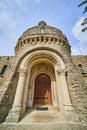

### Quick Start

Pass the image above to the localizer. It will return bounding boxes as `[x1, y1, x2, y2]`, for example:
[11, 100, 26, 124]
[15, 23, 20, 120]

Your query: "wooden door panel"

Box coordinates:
[34, 74, 52, 105]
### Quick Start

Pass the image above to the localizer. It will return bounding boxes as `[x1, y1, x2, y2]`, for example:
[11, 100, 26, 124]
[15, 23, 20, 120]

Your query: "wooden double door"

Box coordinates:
[34, 74, 52, 105]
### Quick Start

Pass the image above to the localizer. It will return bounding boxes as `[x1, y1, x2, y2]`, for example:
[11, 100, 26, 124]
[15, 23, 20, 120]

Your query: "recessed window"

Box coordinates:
[78, 64, 86, 75]
[0, 65, 7, 76]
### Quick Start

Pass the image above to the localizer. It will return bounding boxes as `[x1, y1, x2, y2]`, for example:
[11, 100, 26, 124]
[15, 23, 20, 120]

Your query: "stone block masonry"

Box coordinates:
[0, 22, 87, 125]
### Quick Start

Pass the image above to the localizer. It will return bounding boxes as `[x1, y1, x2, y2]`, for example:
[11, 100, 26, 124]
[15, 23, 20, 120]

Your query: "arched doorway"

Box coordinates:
[34, 74, 52, 105]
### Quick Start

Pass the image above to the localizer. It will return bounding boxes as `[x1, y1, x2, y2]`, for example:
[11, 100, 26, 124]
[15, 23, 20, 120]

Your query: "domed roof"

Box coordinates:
[15, 21, 70, 54]
[18, 21, 68, 41]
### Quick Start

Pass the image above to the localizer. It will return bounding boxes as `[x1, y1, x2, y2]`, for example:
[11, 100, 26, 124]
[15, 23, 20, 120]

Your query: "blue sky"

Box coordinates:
[0, 0, 87, 56]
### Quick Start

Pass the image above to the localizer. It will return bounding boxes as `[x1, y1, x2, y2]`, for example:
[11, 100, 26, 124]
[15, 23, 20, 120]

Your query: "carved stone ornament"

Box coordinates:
[57, 69, 67, 76]
[18, 69, 27, 76]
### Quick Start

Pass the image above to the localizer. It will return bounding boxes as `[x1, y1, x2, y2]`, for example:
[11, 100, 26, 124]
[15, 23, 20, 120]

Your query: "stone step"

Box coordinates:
[19, 108, 78, 123]
[0, 123, 87, 130]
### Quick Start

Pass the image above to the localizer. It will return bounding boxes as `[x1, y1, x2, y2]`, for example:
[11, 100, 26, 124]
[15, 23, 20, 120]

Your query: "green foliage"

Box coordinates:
[78, 0, 87, 31]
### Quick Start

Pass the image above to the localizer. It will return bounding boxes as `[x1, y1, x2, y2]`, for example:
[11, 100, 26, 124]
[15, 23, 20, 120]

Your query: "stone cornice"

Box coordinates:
[15, 36, 70, 53]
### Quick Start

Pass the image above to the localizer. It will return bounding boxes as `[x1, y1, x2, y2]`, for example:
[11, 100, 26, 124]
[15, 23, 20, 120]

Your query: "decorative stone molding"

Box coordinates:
[15, 36, 70, 53]
[44, 37, 46, 43]
[57, 69, 67, 76]
[18, 69, 27, 76]
[48, 37, 52, 43]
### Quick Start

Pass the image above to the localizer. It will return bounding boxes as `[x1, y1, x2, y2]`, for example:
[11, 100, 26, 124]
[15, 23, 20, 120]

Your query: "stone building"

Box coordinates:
[0, 21, 87, 127]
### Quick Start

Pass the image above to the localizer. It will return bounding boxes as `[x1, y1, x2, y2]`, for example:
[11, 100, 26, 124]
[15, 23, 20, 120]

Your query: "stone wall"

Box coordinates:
[0, 22, 87, 125]
[72, 56, 87, 84]
[69, 56, 87, 122]
[0, 56, 18, 122]
[0, 55, 87, 123]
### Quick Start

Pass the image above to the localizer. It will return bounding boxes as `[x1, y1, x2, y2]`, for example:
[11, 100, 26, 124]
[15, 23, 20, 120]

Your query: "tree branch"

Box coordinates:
[82, 27, 87, 31]
[83, 6, 87, 14]
[78, 0, 87, 7]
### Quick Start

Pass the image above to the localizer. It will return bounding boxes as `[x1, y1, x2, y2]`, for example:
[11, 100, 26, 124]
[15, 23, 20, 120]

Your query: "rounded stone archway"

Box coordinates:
[22, 51, 59, 113]
[6, 49, 73, 123]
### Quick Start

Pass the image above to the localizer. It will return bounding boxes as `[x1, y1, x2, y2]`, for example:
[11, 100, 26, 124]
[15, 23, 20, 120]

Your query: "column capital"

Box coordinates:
[18, 69, 27, 76]
[57, 69, 67, 76]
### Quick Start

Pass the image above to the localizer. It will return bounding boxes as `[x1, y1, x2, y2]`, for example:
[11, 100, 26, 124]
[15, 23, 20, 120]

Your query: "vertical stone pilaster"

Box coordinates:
[5, 69, 27, 123]
[13, 69, 26, 107]
[55, 66, 63, 110]
[52, 81, 58, 107]
[53, 65, 59, 107]
[57, 69, 73, 111]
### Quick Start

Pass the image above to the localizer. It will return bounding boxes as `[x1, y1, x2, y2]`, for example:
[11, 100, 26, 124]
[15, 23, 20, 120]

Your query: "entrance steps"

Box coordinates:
[19, 106, 79, 123]
[0, 123, 87, 130]
[1, 106, 86, 130]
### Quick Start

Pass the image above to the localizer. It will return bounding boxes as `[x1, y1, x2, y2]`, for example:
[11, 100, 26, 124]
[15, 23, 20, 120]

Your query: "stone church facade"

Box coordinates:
[0, 21, 87, 125]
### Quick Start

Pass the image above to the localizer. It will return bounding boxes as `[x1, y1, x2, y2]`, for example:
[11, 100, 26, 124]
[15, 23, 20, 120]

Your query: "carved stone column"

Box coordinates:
[52, 81, 58, 107]
[55, 65, 63, 110]
[57, 69, 73, 111]
[53, 65, 59, 107]
[6, 69, 27, 123]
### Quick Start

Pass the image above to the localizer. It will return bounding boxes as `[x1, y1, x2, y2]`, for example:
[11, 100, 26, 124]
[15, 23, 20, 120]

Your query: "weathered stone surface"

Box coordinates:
[0, 22, 87, 124]
[0, 123, 87, 130]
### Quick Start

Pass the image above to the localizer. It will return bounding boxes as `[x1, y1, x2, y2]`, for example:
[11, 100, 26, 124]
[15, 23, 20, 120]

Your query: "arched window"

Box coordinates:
[78, 64, 86, 75]
[0, 65, 7, 76]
